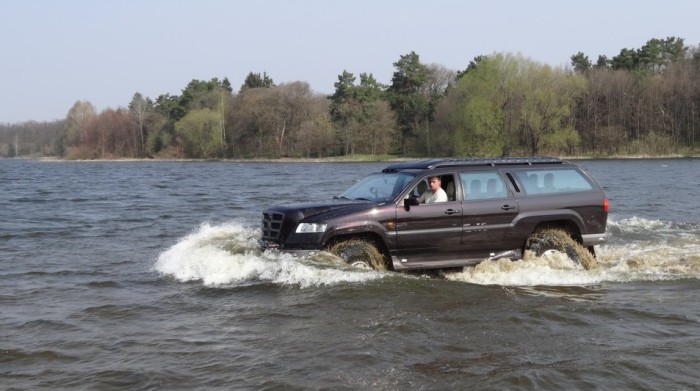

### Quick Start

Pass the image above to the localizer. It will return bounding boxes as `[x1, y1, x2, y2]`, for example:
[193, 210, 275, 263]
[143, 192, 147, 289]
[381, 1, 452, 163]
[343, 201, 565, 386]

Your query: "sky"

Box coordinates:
[1, 0, 699, 123]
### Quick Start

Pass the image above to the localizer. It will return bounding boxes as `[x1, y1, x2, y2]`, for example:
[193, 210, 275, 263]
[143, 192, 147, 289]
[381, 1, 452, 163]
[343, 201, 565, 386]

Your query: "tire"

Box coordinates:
[326, 239, 388, 271]
[526, 228, 597, 269]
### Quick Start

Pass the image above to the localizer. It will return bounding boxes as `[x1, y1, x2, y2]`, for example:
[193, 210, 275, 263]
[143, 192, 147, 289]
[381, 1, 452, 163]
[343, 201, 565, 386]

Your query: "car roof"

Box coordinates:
[382, 156, 566, 173]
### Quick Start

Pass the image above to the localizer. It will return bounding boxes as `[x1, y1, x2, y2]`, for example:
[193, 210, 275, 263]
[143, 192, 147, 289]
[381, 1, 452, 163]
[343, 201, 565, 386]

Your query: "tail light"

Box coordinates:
[603, 197, 609, 212]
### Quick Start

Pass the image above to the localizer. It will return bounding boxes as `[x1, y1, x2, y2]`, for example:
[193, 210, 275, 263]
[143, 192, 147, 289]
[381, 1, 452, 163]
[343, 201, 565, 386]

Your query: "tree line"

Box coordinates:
[1, 36, 698, 159]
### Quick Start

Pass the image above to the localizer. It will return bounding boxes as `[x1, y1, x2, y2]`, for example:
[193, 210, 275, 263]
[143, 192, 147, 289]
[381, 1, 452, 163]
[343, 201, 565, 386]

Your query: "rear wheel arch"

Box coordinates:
[528, 220, 583, 243]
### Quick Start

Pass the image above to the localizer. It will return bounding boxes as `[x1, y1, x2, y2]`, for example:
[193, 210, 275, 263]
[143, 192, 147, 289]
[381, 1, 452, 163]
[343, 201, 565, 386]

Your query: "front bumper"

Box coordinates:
[258, 239, 321, 257]
[258, 239, 281, 250]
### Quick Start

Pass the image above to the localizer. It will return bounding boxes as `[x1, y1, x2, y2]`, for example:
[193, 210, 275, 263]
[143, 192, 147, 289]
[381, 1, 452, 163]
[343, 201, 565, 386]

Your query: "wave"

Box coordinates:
[608, 216, 699, 238]
[153, 222, 385, 288]
[445, 217, 700, 286]
[155, 218, 699, 289]
[445, 246, 700, 286]
[0, 349, 78, 364]
[447, 217, 700, 286]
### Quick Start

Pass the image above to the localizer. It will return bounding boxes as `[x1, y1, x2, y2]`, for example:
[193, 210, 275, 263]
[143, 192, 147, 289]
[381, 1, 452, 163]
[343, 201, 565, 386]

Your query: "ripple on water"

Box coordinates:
[0, 349, 79, 365]
[81, 304, 162, 321]
[19, 319, 82, 333]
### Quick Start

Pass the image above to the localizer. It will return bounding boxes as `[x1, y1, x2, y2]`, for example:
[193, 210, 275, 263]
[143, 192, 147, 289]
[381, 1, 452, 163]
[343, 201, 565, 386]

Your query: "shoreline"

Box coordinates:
[0, 153, 695, 163]
[22, 154, 697, 163]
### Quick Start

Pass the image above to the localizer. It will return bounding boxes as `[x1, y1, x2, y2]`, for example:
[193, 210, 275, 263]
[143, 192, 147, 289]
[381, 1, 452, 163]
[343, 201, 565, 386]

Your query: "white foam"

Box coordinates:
[608, 216, 700, 240]
[608, 216, 675, 235]
[609, 216, 670, 229]
[444, 254, 601, 286]
[153, 222, 383, 288]
[155, 220, 699, 289]
[445, 243, 700, 287]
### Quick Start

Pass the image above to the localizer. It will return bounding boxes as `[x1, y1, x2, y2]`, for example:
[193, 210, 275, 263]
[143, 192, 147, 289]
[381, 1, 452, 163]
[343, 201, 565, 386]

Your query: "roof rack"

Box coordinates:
[383, 156, 563, 172]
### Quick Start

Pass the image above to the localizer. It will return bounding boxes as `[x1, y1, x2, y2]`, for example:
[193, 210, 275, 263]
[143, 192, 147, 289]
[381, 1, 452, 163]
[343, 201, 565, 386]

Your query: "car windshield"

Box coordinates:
[338, 172, 415, 202]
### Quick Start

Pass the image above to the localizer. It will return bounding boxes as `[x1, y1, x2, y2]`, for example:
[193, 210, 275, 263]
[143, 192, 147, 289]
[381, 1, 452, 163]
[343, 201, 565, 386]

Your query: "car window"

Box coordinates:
[513, 169, 593, 194]
[409, 178, 429, 198]
[406, 174, 455, 203]
[340, 172, 415, 202]
[460, 171, 509, 200]
[441, 174, 456, 201]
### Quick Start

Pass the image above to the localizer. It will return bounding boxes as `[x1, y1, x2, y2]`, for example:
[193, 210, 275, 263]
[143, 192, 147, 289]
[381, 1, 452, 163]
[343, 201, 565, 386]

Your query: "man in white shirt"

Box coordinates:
[418, 176, 448, 203]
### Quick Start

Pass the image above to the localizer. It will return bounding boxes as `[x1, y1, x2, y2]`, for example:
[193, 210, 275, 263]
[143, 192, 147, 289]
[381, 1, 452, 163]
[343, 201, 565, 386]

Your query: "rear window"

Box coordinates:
[460, 171, 509, 200]
[513, 169, 593, 195]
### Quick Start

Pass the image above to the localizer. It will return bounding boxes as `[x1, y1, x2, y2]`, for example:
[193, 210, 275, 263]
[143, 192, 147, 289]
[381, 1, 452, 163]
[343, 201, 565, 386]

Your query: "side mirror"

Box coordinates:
[405, 197, 420, 207]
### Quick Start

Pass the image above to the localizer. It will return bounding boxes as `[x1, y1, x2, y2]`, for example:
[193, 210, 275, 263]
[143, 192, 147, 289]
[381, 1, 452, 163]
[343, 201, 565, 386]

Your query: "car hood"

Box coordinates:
[265, 199, 377, 222]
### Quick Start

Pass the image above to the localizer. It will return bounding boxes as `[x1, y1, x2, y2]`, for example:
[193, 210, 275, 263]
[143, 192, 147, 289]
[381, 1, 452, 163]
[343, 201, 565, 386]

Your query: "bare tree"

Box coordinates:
[129, 93, 151, 155]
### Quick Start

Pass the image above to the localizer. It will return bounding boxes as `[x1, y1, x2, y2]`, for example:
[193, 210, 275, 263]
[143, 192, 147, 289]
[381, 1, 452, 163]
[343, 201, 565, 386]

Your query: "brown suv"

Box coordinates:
[260, 157, 608, 271]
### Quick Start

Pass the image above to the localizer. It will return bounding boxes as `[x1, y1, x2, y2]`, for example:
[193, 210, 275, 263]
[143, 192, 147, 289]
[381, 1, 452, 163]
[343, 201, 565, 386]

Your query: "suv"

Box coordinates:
[260, 157, 608, 271]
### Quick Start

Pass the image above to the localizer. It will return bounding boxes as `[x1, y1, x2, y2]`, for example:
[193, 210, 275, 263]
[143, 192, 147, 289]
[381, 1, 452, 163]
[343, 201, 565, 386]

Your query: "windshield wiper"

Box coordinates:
[334, 196, 350, 200]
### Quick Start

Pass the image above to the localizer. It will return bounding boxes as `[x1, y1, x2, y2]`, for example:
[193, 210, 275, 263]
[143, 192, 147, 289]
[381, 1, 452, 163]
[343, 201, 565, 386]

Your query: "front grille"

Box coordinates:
[262, 211, 284, 239]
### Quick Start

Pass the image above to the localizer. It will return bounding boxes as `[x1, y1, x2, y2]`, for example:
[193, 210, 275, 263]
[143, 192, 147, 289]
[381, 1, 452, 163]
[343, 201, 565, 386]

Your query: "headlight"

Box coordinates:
[295, 223, 328, 233]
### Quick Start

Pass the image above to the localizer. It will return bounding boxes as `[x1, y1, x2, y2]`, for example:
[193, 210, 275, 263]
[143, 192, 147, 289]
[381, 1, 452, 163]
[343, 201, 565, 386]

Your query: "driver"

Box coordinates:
[418, 176, 448, 204]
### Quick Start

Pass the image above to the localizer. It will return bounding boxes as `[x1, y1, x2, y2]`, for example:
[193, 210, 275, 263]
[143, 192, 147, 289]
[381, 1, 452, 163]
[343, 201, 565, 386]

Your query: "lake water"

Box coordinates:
[1, 158, 699, 390]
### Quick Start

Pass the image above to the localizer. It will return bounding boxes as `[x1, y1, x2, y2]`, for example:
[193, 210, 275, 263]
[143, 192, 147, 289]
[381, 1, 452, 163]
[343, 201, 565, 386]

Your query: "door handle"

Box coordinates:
[501, 205, 516, 210]
[444, 209, 460, 215]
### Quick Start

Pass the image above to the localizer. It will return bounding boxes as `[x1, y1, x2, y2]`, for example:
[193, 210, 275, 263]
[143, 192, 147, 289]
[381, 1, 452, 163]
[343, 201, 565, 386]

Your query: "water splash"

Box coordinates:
[444, 252, 598, 286]
[153, 222, 384, 288]
[155, 217, 699, 289]
[445, 248, 699, 287]
[608, 216, 700, 242]
[446, 216, 700, 286]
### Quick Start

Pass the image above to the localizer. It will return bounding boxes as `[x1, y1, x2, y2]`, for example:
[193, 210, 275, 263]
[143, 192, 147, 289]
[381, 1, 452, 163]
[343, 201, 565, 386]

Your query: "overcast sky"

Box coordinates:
[1, 0, 698, 123]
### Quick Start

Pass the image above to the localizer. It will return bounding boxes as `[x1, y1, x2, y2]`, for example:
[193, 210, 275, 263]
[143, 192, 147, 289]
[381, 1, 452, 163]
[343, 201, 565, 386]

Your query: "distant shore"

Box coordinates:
[25, 154, 698, 163]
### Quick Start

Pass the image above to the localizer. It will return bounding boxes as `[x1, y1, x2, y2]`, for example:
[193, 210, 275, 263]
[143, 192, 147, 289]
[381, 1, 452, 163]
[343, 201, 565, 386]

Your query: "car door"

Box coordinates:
[459, 170, 519, 251]
[393, 174, 462, 264]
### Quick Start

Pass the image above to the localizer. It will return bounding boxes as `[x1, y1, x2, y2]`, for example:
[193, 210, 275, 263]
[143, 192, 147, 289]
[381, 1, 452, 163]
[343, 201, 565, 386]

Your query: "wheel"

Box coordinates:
[326, 239, 388, 271]
[526, 228, 597, 269]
